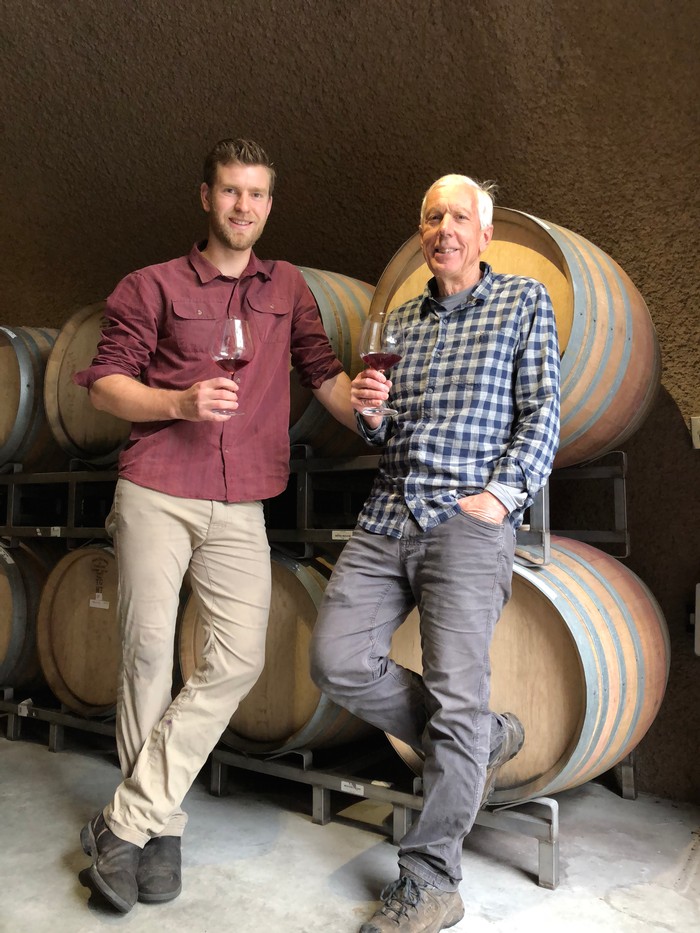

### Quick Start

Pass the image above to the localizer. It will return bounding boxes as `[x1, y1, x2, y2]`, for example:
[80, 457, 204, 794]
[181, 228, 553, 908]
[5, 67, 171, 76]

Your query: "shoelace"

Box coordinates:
[378, 877, 422, 921]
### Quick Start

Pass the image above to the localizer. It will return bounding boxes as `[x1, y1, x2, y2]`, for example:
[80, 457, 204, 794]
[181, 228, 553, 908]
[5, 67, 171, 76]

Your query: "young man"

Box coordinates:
[311, 174, 561, 933]
[74, 138, 356, 913]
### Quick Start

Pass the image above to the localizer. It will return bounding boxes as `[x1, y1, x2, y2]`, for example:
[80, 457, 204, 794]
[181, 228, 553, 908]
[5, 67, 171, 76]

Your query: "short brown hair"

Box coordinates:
[202, 138, 276, 194]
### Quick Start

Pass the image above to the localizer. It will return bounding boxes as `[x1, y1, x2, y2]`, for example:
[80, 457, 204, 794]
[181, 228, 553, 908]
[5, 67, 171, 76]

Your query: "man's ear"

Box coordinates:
[200, 182, 211, 213]
[480, 224, 494, 252]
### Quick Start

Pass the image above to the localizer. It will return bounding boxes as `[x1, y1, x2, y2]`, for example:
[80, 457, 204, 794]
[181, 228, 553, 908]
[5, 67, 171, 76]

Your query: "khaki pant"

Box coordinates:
[104, 480, 271, 847]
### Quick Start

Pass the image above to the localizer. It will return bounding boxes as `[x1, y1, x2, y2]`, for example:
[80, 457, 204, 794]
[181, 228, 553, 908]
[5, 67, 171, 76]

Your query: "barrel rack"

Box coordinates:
[0, 687, 115, 751]
[1, 448, 633, 892]
[0, 678, 560, 888]
[0, 462, 118, 543]
[0, 447, 629, 557]
[209, 743, 561, 889]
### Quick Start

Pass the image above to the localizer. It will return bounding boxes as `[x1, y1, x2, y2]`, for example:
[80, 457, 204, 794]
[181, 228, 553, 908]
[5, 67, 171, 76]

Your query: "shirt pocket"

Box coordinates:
[430, 334, 512, 416]
[169, 298, 228, 354]
[247, 293, 292, 344]
[453, 333, 514, 389]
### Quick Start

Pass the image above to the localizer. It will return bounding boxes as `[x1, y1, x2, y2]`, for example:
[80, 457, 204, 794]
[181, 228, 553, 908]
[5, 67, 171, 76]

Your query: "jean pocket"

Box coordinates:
[457, 509, 505, 533]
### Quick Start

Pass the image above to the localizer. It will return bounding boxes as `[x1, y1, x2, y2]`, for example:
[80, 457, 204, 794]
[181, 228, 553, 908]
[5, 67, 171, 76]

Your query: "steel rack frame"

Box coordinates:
[210, 744, 560, 890]
[0, 451, 627, 564]
[266, 447, 554, 564]
[0, 463, 116, 543]
[0, 689, 115, 751]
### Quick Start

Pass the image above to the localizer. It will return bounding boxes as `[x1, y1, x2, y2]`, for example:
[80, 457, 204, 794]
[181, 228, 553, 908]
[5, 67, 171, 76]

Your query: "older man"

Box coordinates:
[311, 174, 560, 932]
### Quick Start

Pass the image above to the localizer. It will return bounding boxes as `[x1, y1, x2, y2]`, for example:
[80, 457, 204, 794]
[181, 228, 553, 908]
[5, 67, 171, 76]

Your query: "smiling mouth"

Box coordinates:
[229, 217, 253, 227]
[435, 247, 457, 255]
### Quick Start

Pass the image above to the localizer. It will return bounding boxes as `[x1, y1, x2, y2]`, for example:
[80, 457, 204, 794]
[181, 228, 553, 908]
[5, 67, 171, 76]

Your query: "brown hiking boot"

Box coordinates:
[137, 836, 182, 903]
[79, 812, 141, 913]
[480, 711, 525, 808]
[359, 875, 465, 932]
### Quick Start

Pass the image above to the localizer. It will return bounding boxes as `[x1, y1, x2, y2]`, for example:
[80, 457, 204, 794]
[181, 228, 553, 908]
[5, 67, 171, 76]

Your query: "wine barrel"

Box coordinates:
[0, 325, 68, 471]
[388, 537, 670, 804]
[369, 209, 661, 468]
[178, 551, 375, 754]
[0, 543, 60, 690]
[289, 268, 373, 457]
[44, 303, 131, 465]
[36, 545, 120, 716]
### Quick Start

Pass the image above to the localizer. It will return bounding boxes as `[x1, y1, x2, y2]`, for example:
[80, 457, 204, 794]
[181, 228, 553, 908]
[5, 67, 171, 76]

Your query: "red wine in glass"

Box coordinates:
[361, 351, 402, 371]
[209, 318, 254, 415]
[358, 318, 402, 417]
[214, 357, 251, 377]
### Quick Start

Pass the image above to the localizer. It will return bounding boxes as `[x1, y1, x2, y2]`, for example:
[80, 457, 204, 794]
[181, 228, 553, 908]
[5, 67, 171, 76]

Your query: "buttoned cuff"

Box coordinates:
[355, 411, 388, 446]
[485, 480, 528, 515]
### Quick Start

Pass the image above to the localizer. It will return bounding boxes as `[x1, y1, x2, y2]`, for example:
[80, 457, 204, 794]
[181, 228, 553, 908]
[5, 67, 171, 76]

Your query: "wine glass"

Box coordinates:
[358, 317, 403, 417]
[209, 317, 255, 416]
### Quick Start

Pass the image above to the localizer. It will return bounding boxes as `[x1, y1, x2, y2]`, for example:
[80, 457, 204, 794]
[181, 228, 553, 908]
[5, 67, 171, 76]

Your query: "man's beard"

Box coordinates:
[209, 212, 262, 252]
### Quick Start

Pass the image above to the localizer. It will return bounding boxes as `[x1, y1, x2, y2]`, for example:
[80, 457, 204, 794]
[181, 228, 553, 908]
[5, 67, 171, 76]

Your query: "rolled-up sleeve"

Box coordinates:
[355, 412, 390, 446]
[73, 272, 160, 390]
[288, 269, 344, 389]
[489, 282, 561, 501]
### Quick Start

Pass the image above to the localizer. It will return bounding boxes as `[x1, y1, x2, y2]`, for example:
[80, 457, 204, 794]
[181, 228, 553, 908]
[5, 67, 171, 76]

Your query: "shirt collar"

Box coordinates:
[419, 261, 494, 318]
[189, 241, 272, 284]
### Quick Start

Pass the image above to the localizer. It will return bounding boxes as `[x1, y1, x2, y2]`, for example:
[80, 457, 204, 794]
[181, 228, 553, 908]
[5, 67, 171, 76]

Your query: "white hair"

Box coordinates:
[420, 174, 497, 229]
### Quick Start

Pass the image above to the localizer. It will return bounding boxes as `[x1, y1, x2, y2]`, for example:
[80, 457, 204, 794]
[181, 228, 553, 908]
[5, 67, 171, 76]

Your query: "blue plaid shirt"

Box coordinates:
[357, 262, 560, 536]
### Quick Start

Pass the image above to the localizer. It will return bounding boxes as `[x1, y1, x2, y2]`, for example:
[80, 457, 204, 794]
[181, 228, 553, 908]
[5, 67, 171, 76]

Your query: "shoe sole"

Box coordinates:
[80, 820, 134, 914]
[480, 770, 499, 808]
[136, 837, 183, 903]
[480, 715, 525, 808]
[443, 900, 466, 929]
[138, 884, 182, 904]
[360, 896, 465, 933]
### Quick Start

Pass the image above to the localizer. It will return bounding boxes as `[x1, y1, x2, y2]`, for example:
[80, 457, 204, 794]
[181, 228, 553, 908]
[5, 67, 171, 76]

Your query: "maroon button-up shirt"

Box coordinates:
[74, 243, 344, 502]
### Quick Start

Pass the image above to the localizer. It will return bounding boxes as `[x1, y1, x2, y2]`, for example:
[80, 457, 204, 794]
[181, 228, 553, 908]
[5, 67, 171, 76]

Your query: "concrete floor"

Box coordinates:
[1, 727, 699, 933]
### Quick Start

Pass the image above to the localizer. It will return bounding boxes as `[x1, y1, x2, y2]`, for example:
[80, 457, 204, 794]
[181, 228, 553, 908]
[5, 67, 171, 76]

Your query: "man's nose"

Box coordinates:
[235, 191, 251, 212]
[438, 213, 454, 234]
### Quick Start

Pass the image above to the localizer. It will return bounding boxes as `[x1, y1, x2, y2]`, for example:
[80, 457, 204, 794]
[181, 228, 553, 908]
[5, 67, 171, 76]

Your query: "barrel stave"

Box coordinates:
[44, 303, 131, 464]
[289, 268, 374, 457]
[177, 551, 373, 754]
[0, 325, 68, 471]
[36, 545, 119, 716]
[388, 537, 670, 805]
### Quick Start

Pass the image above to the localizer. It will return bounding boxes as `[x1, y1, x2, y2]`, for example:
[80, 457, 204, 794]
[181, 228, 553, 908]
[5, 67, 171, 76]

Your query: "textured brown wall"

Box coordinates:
[1, 0, 698, 801]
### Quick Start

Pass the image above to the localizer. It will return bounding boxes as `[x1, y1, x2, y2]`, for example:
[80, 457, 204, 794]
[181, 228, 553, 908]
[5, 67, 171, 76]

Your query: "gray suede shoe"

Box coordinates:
[137, 836, 182, 903]
[80, 813, 141, 913]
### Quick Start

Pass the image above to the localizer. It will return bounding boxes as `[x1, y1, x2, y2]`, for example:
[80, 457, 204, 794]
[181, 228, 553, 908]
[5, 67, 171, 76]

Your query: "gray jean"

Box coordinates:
[310, 510, 515, 889]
